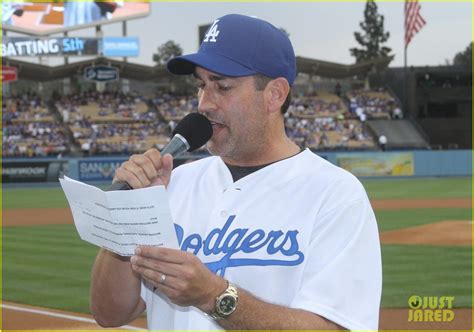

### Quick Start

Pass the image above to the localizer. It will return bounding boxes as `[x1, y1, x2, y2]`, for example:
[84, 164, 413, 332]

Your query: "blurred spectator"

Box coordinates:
[391, 106, 403, 119]
[334, 82, 342, 97]
[378, 135, 387, 151]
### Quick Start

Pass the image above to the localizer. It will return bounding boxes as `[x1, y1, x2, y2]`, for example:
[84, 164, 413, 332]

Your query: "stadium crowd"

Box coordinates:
[3, 93, 69, 157]
[347, 88, 400, 120]
[152, 93, 199, 122]
[3, 87, 400, 157]
[3, 93, 50, 122]
[3, 120, 69, 157]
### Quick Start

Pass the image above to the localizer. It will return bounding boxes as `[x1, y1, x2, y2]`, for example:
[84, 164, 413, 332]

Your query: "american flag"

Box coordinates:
[405, 0, 426, 48]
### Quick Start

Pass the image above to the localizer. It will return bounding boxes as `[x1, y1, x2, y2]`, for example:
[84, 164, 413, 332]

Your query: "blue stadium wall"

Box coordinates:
[2, 150, 471, 184]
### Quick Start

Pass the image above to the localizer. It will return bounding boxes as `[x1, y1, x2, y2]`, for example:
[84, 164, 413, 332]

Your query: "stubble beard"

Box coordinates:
[207, 118, 268, 164]
[207, 95, 268, 163]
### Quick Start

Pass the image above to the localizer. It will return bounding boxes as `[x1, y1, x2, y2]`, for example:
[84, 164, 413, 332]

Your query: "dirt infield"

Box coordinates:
[2, 197, 472, 329]
[2, 301, 147, 330]
[380, 308, 472, 330]
[2, 207, 74, 227]
[380, 220, 472, 246]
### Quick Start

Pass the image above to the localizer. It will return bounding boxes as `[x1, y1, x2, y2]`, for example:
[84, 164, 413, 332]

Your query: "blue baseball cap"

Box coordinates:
[167, 14, 297, 86]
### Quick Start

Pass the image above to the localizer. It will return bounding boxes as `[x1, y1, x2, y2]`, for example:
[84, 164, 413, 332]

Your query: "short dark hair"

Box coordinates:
[254, 73, 291, 115]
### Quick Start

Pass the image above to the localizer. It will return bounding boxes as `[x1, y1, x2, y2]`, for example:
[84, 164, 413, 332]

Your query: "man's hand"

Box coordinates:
[130, 246, 227, 313]
[130, 246, 344, 330]
[113, 148, 173, 189]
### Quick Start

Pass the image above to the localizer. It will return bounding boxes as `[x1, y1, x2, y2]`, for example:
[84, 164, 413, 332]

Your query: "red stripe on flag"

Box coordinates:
[405, 0, 426, 48]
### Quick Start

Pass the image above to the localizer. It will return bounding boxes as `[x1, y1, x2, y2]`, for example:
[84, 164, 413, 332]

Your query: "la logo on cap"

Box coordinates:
[203, 19, 220, 43]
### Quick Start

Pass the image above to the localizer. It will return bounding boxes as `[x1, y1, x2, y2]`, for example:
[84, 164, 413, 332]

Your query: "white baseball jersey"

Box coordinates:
[141, 149, 382, 330]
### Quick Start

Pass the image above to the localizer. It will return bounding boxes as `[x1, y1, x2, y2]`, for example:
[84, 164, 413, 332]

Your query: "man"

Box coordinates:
[379, 134, 388, 151]
[90, 14, 382, 330]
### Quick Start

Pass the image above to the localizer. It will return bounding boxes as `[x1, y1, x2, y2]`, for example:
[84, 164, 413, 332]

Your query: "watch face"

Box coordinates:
[218, 295, 237, 314]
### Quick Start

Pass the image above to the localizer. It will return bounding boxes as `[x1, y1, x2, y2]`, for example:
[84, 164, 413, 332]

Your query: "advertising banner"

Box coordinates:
[78, 160, 124, 181]
[2, 161, 68, 183]
[2, 162, 48, 183]
[102, 37, 139, 57]
[84, 66, 119, 82]
[336, 152, 414, 177]
[2, 66, 18, 82]
[1, 37, 99, 57]
[2, 37, 139, 57]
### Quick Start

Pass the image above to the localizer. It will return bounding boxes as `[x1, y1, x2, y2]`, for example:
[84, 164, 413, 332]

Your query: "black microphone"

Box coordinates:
[108, 113, 213, 191]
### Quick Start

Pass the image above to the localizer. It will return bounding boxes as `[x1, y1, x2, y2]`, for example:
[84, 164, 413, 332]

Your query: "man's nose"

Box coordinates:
[197, 88, 216, 115]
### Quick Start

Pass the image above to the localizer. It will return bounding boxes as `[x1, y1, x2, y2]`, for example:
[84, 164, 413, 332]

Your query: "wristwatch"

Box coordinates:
[208, 281, 239, 320]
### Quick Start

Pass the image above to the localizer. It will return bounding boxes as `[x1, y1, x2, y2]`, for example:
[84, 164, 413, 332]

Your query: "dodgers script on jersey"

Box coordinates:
[141, 149, 382, 330]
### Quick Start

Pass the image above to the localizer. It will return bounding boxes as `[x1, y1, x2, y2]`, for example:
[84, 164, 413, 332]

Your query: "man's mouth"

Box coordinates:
[209, 120, 226, 137]
[210, 120, 225, 129]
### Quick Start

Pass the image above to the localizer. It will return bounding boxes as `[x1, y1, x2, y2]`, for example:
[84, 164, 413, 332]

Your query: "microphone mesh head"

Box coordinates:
[173, 113, 213, 151]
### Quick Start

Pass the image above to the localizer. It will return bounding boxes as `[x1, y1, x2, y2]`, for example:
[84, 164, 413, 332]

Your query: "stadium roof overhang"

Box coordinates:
[2, 55, 393, 82]
[1, 57, 169, 81]
[295, 56, 394, 79]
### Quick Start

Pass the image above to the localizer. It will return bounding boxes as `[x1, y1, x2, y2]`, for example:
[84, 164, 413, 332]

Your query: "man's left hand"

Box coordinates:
[130, 246, 227, 313]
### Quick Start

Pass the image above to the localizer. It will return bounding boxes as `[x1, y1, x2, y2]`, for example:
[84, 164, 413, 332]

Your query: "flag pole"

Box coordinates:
[404, 0, 426, 118]
[404, 46, 408, 117]
[404, 3, 408, 117]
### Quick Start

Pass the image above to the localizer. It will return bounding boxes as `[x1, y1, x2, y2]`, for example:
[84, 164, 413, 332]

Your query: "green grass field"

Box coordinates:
[376, 208, 471, 232]
[2, 225, 97, 312]
[2, 177, 472, 312]
[363, 177, 471, 200]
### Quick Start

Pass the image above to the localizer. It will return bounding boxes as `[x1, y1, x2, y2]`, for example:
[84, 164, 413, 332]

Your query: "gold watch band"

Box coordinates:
[207, 281, 239, 320]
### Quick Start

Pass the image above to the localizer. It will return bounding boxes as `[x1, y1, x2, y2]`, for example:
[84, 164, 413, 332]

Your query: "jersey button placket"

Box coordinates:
[217, 184, 238, 220]
[223, 185, 242, 219]
[214, 186, 229, 221]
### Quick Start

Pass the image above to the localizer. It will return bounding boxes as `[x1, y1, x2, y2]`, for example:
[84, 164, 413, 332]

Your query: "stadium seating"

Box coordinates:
[347, 88, 396, 120]
[286, 91, 375, 150]
[54, 91, 172, 155]
[3, 87, 408, 157]
[3, 94, 68, 157]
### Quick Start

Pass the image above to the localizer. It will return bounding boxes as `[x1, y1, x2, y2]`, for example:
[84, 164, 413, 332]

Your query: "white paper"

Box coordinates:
[59, 176, 178, 256]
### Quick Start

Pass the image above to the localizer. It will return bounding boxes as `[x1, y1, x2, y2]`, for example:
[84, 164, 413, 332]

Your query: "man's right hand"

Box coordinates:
[113, 148, 173, 189]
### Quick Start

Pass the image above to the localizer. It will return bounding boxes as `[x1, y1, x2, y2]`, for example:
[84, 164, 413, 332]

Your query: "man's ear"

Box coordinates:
[264, 77, 290, 114]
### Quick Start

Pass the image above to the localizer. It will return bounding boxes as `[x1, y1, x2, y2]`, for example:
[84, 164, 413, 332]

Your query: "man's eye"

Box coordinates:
[218, 84, 232, 91]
